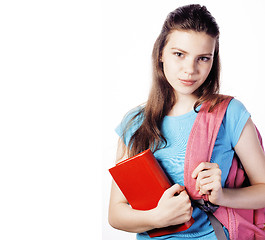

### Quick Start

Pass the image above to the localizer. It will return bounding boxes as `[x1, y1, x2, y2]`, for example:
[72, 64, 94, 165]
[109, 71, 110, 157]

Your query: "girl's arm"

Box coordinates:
[108, 139, 193, 233]
[192, 117, 265, 209]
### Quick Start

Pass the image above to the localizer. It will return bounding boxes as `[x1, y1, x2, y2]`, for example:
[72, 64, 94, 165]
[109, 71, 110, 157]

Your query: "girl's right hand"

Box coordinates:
[153, 184, 193, 228]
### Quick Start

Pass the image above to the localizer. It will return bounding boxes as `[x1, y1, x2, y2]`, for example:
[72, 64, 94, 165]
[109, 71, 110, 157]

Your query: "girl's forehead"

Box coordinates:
[165, 30, 216, 54]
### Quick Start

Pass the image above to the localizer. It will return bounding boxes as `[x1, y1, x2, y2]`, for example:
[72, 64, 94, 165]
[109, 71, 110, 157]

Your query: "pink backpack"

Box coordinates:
[184, 96, 265, 240]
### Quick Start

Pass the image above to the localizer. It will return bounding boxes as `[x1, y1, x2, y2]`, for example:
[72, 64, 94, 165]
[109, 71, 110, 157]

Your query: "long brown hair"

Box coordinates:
[123, 4, 224, 158]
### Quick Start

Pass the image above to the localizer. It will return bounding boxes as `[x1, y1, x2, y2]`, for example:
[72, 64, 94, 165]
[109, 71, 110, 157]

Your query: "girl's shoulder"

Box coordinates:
[226, 98, 249, 117]
[119, 105, 145, 129]
[224, 98, 251, 147]
[115, 105, 145, 145]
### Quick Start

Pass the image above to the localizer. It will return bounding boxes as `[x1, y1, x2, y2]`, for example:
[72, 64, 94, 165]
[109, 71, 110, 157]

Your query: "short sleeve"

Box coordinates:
[224, 98, 251, 148]
[115, 106, 144, 146]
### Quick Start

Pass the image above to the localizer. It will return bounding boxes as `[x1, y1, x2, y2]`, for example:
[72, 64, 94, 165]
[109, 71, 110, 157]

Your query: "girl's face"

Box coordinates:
[161, 30, 216, 98]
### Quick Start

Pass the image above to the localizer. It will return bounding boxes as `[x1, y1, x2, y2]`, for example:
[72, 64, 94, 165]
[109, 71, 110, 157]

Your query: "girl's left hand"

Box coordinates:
[191, 162, 224, 205]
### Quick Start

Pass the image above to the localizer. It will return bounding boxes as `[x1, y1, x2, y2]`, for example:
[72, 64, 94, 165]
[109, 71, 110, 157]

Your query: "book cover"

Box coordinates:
[109, 149, 194, 237]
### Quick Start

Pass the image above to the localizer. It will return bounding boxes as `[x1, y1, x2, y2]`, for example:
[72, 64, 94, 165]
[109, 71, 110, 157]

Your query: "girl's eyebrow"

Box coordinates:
[171, 47, 188, 54]
[170, 47, 213, 56]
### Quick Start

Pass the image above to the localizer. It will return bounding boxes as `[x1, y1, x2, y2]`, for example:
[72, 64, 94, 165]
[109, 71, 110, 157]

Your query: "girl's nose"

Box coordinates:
[184, 59, 196, 76]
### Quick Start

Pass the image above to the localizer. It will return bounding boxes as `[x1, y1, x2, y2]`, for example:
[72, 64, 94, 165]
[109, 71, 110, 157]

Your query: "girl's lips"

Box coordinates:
[179, 79, 196, 86]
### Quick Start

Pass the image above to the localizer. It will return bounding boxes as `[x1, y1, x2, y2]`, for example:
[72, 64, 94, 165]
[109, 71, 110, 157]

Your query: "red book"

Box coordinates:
[109, 149, 194, 237]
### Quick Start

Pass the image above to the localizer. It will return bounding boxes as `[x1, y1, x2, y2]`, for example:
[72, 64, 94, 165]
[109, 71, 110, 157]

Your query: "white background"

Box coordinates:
[0, 1, 101, 239]
[102, 0, 265, 240]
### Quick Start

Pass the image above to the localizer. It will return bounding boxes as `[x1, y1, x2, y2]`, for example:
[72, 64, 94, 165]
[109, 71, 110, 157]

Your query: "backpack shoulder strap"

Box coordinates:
[213, 125, 265, 239]
[184, 96, 233, 200]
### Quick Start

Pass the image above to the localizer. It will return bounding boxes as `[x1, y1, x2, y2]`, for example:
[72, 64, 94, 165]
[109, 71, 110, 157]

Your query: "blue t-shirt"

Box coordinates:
[115, 98, 250, 240]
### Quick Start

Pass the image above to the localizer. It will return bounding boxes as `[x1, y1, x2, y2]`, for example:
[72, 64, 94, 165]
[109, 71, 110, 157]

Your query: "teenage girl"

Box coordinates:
[108, 4, 265, 240]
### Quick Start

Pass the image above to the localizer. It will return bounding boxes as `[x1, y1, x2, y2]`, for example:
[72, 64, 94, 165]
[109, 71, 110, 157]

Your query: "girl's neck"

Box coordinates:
[168, 94, 198, 117]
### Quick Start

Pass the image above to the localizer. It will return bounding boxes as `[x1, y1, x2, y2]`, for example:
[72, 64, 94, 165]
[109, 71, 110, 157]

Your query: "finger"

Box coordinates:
[199, 176, 215, 186]
[199, 181, 221, 195]
[192, 162, 219, 179]
[196, 168, 220, 183]
[191, 162, 210, 179]
[196, 172, 222, 194]
[198, 180, 213, 194]
[195, 170, 214, 191]
[196, 169, 221, 191]
[199, 184, 212, 195]
[164, 184, 185, 198]
[177, 190, 192, 209]
[190, 206, 193, 217]
[178, 189, 190, 199]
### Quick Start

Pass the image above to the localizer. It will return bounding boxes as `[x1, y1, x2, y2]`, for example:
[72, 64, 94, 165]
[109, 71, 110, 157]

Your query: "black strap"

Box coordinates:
[194, 199, 227, 240]
[208, 213, 227, 240]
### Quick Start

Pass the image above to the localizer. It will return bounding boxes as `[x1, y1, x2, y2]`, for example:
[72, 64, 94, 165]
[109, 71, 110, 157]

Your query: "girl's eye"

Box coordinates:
[174, 52, 184, 58]
[199, 56, 210, 62]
